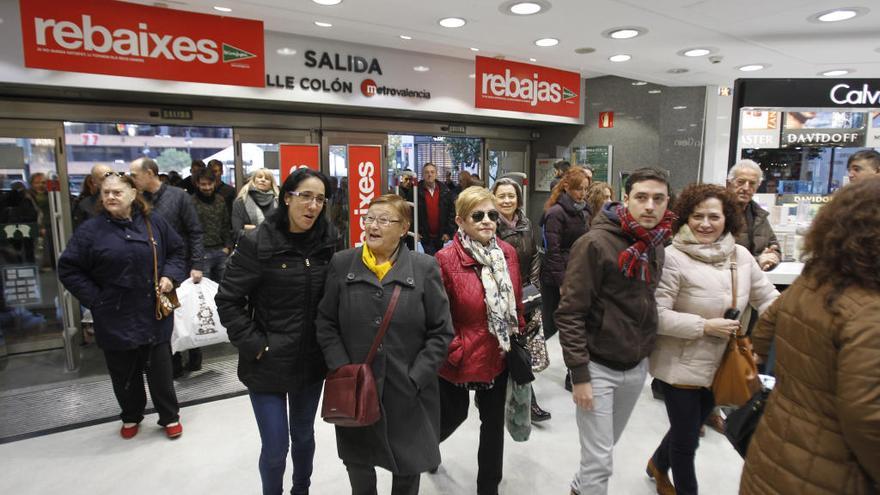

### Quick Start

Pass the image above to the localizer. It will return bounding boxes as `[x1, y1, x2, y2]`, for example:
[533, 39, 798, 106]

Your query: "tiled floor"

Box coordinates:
[0, 337, 743, 494]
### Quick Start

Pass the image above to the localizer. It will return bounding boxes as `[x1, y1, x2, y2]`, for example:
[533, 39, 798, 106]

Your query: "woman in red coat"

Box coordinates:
[435, 186, 525, 495]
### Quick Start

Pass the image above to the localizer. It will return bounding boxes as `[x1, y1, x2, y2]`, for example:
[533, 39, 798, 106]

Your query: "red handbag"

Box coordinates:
[321, 285, 401, 427]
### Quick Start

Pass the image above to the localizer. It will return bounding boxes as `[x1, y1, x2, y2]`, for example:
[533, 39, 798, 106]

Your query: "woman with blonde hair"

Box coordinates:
[586, 182, 613, 226]
[232, 168, 279, 238]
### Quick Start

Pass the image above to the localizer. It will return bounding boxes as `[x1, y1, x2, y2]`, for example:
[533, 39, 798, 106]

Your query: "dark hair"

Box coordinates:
[625, 167, 670, 195]
[847, 149, 880, 171]
[207, 159, 223, 169]
[545, 167, 590, 211]
[803, 176, 880, 310]
[191, 159, 206, 170]
[194, 167, 216, 183]
[97, 174, 152, 216]
[29, 172, 46, 186]
[672, 183, 742, 236]
[269, 168, 333, 234]
[491, 178, 523, 209]
[554, 160, 571, 173]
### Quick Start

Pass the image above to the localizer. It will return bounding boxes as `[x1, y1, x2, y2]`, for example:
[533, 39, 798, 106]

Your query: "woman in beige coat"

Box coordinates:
[646, 184, 779, 495]
[740, 177, 880, 495]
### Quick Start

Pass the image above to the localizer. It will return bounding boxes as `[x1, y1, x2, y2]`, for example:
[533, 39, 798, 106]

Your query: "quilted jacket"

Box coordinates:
[740, 276, 880, 495]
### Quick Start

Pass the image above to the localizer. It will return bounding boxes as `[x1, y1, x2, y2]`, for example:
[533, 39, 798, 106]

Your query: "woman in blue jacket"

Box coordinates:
[59, 172, 186, 440]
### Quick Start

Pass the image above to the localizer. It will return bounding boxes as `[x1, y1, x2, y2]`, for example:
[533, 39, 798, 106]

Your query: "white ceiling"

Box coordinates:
[141, 0, 880, 87]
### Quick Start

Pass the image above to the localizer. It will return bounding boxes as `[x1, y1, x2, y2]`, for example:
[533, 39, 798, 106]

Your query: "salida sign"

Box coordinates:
[348, 145, 382, 247]
[474, 56, 581, 118]
[19, 0, 265, 87]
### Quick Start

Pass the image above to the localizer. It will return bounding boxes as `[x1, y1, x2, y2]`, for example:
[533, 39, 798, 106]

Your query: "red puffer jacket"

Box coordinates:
[436, 234, 525, 384]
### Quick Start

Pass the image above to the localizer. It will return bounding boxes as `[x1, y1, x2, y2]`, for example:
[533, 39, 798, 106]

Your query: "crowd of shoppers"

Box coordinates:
[52, 154, 880, 495]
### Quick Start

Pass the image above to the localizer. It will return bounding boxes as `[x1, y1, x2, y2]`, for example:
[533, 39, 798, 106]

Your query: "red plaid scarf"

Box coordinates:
[616, 205, 676, 283]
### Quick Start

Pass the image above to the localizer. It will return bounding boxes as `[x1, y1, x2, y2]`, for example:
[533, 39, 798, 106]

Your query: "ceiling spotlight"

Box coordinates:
[399, 35, 412, 40]
[738, 64, 766, 72]
[529, 57, 537, 62]
[609, 54, 631, 62]
[673, 105, 687, 110]
[413, 66, 430, 72]
[314, 21, 333, 27]
[813, 8, 861, 22]
[821, 69, 851, 76]
[574, 47, 596, 54]
[470, 47, 480, 52]
[213, 6, 231, 12]
[535, 38, 559, 47]
[276, 48, 297, 56]
[439, 17, 466, 28]
[667, 68, 689, 74]
[631, 81, 647, 86]
[648, 89, 662, 94]
[603, 27, 647, 39]
[510, 2, 542, 15]
[681, 48, 711, 57]
[312, 0, 342, 5]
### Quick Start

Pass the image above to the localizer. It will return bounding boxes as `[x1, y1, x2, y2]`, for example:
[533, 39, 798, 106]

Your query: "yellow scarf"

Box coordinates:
[362, 244, 393, 281]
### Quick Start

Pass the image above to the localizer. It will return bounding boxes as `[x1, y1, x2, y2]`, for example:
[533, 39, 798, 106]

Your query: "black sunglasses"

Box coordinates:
[470, 210, 499, 223]
[103, 171, 126, 178]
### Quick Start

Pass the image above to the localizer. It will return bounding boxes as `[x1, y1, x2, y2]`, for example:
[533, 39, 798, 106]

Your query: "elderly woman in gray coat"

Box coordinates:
[316, 193, 453, 495]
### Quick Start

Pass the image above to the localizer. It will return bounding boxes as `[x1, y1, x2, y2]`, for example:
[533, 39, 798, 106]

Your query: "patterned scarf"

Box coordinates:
[458, 229, 518, 352]
[616, 204, 676, 283]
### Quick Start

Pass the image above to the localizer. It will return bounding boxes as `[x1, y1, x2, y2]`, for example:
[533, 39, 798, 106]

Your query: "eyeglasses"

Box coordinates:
[470, 210, 499, 223]
[288, 191, 327, 205]
[363, 215, 402, 227]
[103, 171, 126, 178]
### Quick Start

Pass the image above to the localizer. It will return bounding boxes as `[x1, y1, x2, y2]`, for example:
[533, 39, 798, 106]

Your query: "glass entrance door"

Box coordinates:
[233, 128, 313, 188]
[486, 139, 530, 188]
[322, 132, 387, 248]
[0, 121, 76, 366]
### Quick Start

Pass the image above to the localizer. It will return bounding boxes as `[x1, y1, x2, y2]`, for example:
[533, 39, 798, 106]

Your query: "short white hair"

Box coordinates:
[727, 159, 764, 184]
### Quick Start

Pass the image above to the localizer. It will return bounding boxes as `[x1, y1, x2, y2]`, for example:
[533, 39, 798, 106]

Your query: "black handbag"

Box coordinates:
[725, 387, 771, 458]
[506, 335, 535, 385]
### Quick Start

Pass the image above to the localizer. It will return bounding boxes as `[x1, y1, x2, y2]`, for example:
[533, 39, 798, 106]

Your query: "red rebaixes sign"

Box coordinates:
[19, 0, 265, 87]
[279, 144, 320, 184]
[348, 145, 382, 248]
[474, 56, 581, 118]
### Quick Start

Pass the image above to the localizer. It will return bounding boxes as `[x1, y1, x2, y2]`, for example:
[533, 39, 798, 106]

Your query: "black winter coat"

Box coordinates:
[496, 209, 540, 287]
[416, 182, 456, 240]
[540, 192, 591, 287]
[145, 183, 205, 271]
[215, 220, 337, 393]
[316, 245, 453, 475]
[58, 210, 186, 350]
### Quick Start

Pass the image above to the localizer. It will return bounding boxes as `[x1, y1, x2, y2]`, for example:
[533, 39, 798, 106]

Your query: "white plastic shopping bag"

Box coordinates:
[171, 277, 229, 353]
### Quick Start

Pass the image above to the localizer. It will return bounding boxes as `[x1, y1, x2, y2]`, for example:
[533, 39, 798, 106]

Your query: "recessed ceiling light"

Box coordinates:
[813, 8, 862, 22]
[820, 69, 851, 76]
[529, 58, 537, 62]
[667, 68, 689, 74]
[738, 64, 766, 72]
[602, 27, 647, 40]
[689, 124, 698, 127]
[312, 0, 342, 5]
[439, 17, 466, 28]
[276, 48, 297, 56]
[314, 21, 333, 27]
[681, 48, 712, 57]
[631, 81, 647, 86]
[574, 47, 596, 54]
[648, 89, 662, 94]
[213, 6, 231, 12]
[535, 38, 559, 47]
[510, 2, 542, 15]
[470, 47, 480, 52]
[413, 66, 430, 72]
[677, 128, 686, 132]
[399, 35, 412, 40]
[673, 105, 687, 110]
[609, 54, 631, 62]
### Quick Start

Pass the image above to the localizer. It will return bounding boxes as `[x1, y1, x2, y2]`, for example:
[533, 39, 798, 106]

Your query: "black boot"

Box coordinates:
[186, 348, 203, 372]
[172, 352, 185, 379]
[531, 392, 551, 423]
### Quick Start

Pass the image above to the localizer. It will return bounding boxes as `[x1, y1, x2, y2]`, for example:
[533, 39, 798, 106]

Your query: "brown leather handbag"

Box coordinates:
[321, 285, 401, 427]
[712, 251, 761, 407]
[145, 217, 180, 320]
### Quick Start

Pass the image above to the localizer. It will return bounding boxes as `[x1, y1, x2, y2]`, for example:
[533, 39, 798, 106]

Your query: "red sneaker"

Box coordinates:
[165, 422, 183, 439]
[120, 423, 139, 439]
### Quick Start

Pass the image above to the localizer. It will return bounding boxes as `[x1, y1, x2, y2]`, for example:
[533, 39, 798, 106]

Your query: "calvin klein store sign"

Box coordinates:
[734, 78, 880, 109]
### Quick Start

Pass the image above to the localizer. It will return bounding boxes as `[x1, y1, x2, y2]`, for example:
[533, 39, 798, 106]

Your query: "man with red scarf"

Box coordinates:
[557, 168, 674, 495]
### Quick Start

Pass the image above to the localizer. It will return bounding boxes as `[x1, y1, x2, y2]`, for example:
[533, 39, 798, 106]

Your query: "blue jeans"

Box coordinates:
[202, 248, 228, 283]
[249, 381, 323, 495]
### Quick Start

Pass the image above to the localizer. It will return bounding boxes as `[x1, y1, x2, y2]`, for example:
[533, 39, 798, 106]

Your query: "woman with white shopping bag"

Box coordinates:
[216, 169, 339, 495]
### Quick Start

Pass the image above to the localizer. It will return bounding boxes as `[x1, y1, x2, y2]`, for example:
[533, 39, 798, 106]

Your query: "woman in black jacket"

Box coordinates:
[539, 167, 591, 341]
[216, 169, 338, 495]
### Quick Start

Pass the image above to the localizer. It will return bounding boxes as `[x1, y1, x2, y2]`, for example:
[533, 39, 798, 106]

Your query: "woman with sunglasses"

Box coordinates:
[58, 172, 186, 439]
[434, 186, 526, 495]
[316, 194, 453, 495]
[216, 169, 339, 495]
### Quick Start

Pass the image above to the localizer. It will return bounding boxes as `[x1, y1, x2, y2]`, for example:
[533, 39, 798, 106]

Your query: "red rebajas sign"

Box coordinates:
[474, 56, 581, 118]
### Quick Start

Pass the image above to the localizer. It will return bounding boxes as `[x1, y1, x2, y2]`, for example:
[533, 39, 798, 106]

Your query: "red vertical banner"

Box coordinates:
[279, 144, 320, 183]
[348, 145, 382, 247]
